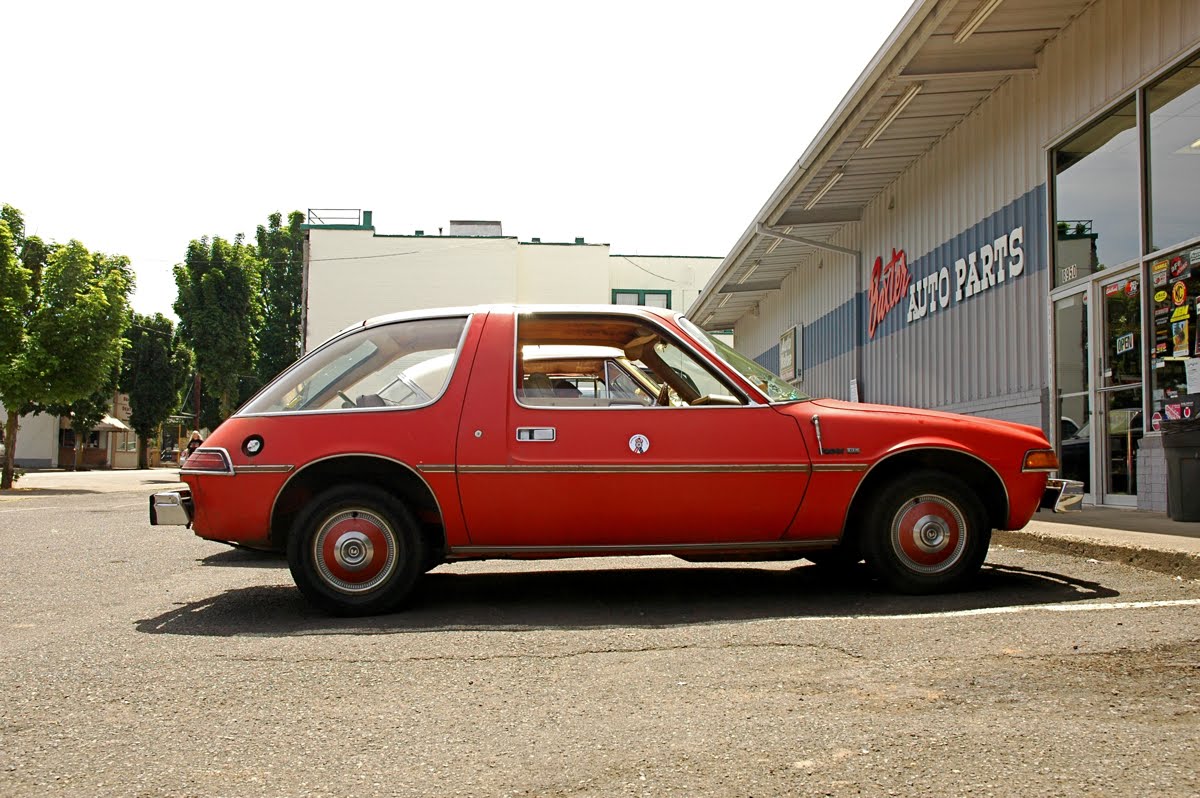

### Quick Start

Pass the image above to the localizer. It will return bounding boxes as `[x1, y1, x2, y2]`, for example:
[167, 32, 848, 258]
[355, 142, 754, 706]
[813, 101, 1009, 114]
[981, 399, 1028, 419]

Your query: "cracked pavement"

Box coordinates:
[1, 485, 1198, 797]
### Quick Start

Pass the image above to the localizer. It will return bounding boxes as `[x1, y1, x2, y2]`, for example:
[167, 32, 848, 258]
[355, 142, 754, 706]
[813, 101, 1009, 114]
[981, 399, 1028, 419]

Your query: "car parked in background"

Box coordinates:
[151, 305, 1079, 615]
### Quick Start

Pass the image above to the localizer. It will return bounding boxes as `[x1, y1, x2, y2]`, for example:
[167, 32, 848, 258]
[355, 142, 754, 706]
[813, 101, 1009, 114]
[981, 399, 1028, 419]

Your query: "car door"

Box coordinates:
[455, 310, 811, 548]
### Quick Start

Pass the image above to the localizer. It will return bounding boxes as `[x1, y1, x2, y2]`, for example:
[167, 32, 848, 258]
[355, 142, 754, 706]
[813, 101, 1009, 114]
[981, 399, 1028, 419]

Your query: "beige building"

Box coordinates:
[301, 212, 721, 352]
[1, 393, 137, 470]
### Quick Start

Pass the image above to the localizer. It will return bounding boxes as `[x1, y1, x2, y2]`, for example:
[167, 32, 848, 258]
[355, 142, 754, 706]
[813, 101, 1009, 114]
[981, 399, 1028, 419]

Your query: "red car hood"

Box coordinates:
[807, 398, 1046, 441]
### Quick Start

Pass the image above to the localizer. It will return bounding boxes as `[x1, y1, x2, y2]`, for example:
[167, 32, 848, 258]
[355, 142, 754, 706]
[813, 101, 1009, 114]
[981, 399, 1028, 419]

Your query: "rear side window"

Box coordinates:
[239, 316, 469, 414]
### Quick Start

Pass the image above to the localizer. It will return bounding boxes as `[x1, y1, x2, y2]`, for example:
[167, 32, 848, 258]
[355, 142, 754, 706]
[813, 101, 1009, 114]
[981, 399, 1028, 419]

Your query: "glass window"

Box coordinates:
[1055, 293, 1091, 490]
[1149, 244, 1200, 409]
[1148, 56, 1200, 252]
[1054, 99, 1140, 286]
[239, 316, 468, 414]
[516, 313, 742, 407]
[611, 289, 671, 309]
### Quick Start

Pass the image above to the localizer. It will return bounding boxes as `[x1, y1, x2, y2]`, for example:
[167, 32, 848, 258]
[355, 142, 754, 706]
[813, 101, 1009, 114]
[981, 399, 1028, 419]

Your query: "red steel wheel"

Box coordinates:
[863, 470, 990, 594]
[313, 510, 398, 594]
[889, 495, 967, 575]
[288, 484, 425, 616]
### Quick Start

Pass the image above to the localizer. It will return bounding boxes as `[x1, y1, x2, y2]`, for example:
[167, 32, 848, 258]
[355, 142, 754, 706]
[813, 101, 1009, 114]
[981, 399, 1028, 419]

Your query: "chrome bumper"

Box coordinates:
[150, 488, 193, 526]
[1040, 478, 1084, 513]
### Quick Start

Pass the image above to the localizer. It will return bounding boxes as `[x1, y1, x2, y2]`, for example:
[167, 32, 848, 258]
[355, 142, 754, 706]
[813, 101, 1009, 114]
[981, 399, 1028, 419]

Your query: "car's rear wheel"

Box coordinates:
[287, 484, 425, 616]
[862, 470, 990, 594]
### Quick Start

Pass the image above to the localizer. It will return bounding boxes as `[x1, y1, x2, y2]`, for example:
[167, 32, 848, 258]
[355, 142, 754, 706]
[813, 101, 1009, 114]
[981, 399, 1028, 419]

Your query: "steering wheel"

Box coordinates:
[656, 383, 671, 407]
[337, 390, 355, 408]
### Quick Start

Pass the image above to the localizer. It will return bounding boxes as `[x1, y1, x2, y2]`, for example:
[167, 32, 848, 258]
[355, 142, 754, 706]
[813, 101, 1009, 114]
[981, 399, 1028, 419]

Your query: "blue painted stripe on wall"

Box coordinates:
[752, 184, 1047, 368]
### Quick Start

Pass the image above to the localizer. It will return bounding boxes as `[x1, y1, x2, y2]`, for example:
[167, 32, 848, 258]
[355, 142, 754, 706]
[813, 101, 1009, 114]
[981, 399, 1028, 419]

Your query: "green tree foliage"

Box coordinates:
[255, 211, 305, 385]
[0, 205, 133, 488]
[119, 313, 192, 468]
[174, 235, 262, 426]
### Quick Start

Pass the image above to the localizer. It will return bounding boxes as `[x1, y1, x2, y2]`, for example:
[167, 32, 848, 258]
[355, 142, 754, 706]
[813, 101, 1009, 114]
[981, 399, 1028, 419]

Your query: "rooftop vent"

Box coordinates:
[448, 220, 503, 237]
[575, 237, 585, 244]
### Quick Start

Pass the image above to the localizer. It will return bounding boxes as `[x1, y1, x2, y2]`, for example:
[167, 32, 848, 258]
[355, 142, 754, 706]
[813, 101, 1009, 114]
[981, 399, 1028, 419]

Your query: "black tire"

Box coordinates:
[287, 484, 426, 616]
[861, 470, 991, 594]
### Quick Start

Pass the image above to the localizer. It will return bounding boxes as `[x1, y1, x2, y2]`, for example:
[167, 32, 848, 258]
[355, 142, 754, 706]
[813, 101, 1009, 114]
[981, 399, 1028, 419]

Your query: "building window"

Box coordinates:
[612, 289, 671, 309]
[1147, 55, 1200, 254]
[1053, 98, 1140, 287]
[1149, 243, 1199, 408]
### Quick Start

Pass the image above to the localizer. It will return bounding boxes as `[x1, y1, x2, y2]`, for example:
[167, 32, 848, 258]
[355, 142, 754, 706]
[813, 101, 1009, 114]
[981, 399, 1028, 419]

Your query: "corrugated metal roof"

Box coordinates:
[690, 0, 1097, 330]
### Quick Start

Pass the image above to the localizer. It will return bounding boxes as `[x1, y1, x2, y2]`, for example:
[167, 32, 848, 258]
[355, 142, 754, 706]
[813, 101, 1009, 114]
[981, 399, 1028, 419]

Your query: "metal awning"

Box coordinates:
[93, 414, 131, 433]
[690, 0, 1095, 330]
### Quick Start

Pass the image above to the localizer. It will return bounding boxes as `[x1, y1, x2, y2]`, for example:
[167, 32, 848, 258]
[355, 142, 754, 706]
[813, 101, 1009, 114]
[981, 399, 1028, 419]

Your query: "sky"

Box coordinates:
[2, 0, 913, 319]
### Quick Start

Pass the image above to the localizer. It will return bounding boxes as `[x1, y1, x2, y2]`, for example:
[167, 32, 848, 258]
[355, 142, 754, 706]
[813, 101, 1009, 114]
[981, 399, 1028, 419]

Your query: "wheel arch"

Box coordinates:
[269, 454, 446, 561]
[842, 447, 1008, 547]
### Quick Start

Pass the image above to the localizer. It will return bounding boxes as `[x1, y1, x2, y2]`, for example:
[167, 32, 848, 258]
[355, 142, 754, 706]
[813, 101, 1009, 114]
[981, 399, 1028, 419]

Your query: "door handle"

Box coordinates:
[516, 427, 556, 442]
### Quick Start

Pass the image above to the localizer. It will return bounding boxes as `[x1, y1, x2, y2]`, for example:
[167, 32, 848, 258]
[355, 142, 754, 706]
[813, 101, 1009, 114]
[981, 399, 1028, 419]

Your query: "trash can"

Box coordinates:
[1162, 421, 1200, 522]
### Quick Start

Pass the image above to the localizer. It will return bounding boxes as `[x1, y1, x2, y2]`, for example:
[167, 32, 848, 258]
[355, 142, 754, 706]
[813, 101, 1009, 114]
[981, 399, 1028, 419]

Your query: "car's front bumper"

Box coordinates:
[1040, 478, 1084, 513]
[150, 488, 193, 526]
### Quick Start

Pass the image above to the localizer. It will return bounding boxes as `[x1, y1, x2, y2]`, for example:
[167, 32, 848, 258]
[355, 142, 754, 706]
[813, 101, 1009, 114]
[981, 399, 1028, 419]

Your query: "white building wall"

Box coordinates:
[306, 228, 723, 353]
[516, 245, 610, 304]
[305, 230, 520, 350]
[0, 405, 59, 468]
[742, 0, 1200, 424]
[608, 256, 722, 312]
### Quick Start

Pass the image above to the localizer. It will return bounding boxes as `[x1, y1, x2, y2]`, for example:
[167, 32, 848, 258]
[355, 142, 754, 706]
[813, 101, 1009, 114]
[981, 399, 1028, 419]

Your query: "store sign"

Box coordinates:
[867, 249, 911, 339]
[868, 227, 1026, 338]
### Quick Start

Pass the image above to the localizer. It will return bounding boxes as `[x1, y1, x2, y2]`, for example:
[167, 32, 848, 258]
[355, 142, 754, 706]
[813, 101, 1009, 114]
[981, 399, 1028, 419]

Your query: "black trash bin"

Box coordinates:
[1162, 421, 1200, 522]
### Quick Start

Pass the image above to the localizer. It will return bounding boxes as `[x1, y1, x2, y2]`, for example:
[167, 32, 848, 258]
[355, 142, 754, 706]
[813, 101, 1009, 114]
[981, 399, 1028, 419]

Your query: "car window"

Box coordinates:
[239, 316, 469, 414]
[515, 313, 744, 408]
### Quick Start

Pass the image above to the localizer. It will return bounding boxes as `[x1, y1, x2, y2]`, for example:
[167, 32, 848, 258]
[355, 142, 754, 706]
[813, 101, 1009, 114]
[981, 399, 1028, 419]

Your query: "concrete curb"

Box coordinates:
[994, 527, 1200, 581]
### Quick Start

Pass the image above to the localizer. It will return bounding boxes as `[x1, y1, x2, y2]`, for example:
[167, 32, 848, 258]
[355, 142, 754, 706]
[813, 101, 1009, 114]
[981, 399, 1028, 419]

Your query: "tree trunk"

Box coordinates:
[1, 410, 19, 489]
[137, 434, 149, 469]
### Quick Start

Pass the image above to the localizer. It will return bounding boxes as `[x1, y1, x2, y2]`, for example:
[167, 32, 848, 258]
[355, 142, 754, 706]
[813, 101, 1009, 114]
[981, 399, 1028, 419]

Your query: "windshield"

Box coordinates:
[676, 316, 809, 403]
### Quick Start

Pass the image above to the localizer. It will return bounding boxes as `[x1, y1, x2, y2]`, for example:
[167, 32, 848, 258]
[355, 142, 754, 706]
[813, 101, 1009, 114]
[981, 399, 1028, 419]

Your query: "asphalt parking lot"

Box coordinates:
[1, 473, 1198, 797]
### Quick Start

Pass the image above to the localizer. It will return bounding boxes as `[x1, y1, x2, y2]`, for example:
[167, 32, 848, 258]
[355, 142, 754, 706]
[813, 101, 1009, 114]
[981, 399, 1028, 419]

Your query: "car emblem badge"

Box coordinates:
[629, 434, 650, 455]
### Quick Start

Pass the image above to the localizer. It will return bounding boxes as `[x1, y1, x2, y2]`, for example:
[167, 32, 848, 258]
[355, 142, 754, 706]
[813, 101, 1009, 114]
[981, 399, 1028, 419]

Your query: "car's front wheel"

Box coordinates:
[862, 470, 990, 594]
[287, 484, 425, 616]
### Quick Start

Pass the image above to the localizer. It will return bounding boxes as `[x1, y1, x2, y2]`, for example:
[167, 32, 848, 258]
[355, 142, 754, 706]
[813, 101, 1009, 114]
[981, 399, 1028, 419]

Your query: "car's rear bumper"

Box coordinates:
[1040, 478, 1084, 513]
[150, 488, 193, 526]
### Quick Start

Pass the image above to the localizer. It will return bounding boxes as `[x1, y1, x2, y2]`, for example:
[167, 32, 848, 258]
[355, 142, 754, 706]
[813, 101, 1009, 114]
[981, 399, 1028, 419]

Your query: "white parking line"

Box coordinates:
[0, 506, 52, 514]
[781, 598, 1200, 622]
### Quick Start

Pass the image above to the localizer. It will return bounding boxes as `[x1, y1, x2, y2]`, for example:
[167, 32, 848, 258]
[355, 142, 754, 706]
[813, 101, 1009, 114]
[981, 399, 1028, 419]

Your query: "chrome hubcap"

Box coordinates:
[891, 494, 967, 575]
[312, 509, 398, 594]
[914, 515, 951, 553]
[333, 530, 374, 570]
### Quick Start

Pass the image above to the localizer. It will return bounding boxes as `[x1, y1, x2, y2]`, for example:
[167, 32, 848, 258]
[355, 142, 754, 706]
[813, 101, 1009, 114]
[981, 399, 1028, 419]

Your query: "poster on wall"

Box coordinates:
[1173, 319, 1190, 358]
[779, 325, 800, 382]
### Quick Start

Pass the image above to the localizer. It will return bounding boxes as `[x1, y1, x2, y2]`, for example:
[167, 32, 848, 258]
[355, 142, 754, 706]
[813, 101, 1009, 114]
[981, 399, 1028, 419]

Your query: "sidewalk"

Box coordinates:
[4, 467, 1199, 578]
[998, 506, 1200, 580]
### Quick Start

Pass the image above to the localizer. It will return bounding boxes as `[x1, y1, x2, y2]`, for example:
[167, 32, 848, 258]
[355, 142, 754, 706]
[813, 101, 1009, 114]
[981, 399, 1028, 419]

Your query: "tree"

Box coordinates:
[119, 313, 192, 468]
[0, 206, 133, 489]
[255, 211, 305, 385]
[173, 235, 262, 426]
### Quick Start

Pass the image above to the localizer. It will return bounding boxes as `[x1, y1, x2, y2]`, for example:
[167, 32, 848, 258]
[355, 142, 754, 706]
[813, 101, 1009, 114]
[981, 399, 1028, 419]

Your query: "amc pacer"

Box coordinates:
[151, 305, 1080, 615]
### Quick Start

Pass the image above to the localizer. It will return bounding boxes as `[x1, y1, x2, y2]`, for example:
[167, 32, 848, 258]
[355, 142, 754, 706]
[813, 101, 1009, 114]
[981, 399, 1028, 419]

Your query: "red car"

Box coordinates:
[151, 305, 1080, 615]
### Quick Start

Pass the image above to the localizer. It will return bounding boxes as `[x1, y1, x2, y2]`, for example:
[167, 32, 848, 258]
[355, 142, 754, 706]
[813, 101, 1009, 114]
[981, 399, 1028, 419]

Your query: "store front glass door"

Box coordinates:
[1054, 290, 1092, 498]
[1097, 270, 1143, 505]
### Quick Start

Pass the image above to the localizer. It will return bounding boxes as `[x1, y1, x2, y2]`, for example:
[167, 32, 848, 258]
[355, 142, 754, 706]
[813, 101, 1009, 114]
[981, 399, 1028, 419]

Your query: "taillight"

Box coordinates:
[182, 448, 233, 475]
[1022, 448, 1059, 472]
